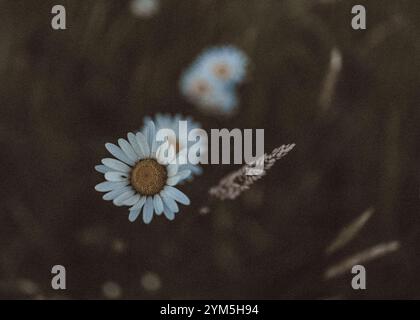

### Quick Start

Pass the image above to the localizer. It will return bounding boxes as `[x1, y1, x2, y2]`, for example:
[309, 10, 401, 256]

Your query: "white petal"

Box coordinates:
[156, 142, 176, 165]
[102, 158, 131, 173]
[130, 196, 147, 211]
[113, 190, 135, 206]
[142, 197, 154, 224]
[105, 171, 129, 182]
[155, 140, 168, 164]
[122, 194, 140, 206]
[129, 208, 141, 222]
[164, 186, 190, 205]
[177, 149, 189, 164]
[190, 165, 203, 176]
[143, 116, 153, 126]
[127, 132, 144, 159]
[163, 204, 175, 221]
[105, 143, 134, 166]
[167, 164, 178, 177]
[147, 121, 156, 154]
[153, 194, 164, 215]
[95, 181, 128, 192]
[95, 165, 112, 174]
[177, 170, 192, 180]
[118, 138, 138, 162]
[136, 132, 150, 157]
[103, 186, 132, 201]
[166, 175, 180, 186]
[167, 170, 191, 185]
[160, 192, 179, 213]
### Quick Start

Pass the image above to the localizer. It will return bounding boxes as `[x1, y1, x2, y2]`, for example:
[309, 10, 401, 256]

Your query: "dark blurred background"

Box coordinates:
[1, 0, 419, 299]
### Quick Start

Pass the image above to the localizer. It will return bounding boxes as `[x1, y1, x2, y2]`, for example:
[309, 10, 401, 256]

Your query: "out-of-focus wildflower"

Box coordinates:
[95, 121, 191, 224]
[141, 272, 161, 292]
[199, 206, 210, 215]
[196, 86, 238, 115]
[180, 45, 248, 116]
[196, 46, 248, 85]
[102, 281, 122, 299]
[111, 238, 127, 254]
[130, 0, 159, 18]
[142, 114, 207, 179]
[180, 67, 221, 106]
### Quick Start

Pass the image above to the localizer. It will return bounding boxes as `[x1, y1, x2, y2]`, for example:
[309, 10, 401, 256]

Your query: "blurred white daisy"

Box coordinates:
[180, 45, 247, 116]
[180, 67, 238, 115]
[102, 281, 122, 299]
[180, 67, 220, 105]
[130, 0, 159, 18]
[142, 114, 207, 179]
[198, 86, 239, 115]
[196, 46, 248, 85]
[95, 121, 191, 224]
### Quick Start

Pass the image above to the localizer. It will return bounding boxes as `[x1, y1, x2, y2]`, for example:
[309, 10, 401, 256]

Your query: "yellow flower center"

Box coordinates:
[130, 159, 167, 196]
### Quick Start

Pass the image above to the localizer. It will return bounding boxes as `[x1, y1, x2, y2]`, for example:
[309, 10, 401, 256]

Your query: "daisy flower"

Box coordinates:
[142, 114, 207, 179]
[197, 86, 239, 115]
[196, 46, 249, 85]
[95, 121, 191, 224]
[180, 66, 238, 115]
[180, 45, 248, 116]
[180, 66, 221, 106]
[130, 0, 159, 18]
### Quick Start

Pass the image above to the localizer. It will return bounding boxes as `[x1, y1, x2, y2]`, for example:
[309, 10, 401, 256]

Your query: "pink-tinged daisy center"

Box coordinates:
[213, 62, 231, 79]
[131, 159, 167, 195]
[191, 79, 210, 97]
